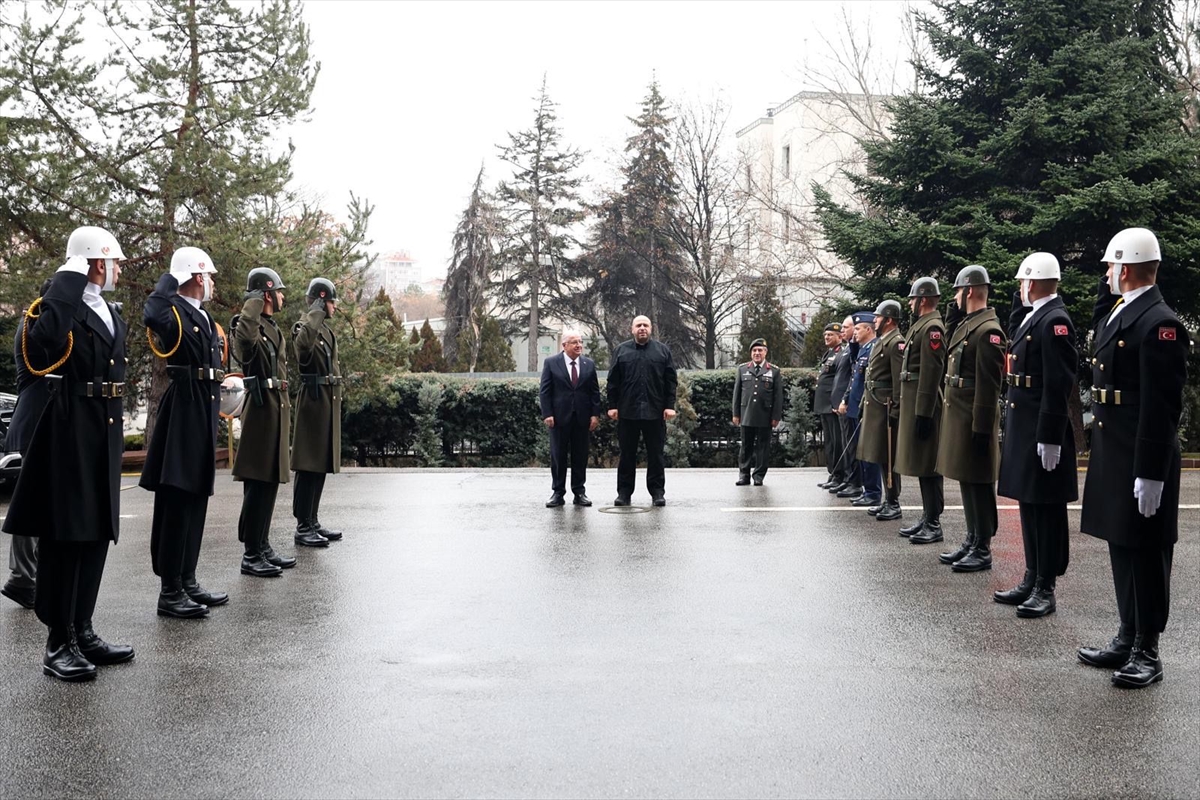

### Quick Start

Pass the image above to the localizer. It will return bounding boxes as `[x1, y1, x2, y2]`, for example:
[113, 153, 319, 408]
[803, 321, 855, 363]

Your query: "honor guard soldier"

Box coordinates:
[232, 267, 293, 577]
[895, 277, 947, 544]
[814, 324, 847, 489]
[2, 226, 134, 682]
[858, 300, 905, 521]
[995, 253, 1078, 618]
[732, 338, 784, 486]
[839, 312, 878, 504]
[936, 265, 1006, 572]
[291, 277, 345, 546]
[140, 247, 227, 618]
[1079, 228, 1189, 688]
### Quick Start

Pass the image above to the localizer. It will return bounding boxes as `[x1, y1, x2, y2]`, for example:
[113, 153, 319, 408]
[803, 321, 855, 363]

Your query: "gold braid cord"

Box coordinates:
[147, 305, 183, 359]
[21, 297, 73, 377]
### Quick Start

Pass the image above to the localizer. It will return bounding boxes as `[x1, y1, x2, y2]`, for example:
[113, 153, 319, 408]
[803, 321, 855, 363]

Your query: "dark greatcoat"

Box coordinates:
[936, 307, 1005, 484]
[291, 306, 342, 474]
[857, 327, 903, 465]
[997, 296, 1078, 504]
[830, 343, 854, 411]
[1081, 285, 1188, 548]
[2, 271, 127, 543]
[139, 274, 222, 496]
[895, 311, 946, 477]
[231, 296, 290, 484]
[813, 347, 840, 415]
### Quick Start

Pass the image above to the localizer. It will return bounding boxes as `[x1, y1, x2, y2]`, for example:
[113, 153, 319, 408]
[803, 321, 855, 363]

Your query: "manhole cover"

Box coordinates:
[598, 505, 652, 514]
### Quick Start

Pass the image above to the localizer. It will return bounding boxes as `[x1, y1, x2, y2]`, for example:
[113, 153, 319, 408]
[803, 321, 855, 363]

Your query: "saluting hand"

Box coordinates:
[244, 289, 265, 302]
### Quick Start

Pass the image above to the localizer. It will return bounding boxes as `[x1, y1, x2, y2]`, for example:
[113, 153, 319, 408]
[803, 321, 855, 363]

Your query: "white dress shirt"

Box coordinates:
[1014, 293, 1058, 338]
[82, 282, 114, 336]
[1107, 285, 1154, 326]
[562, 351, 581, 382]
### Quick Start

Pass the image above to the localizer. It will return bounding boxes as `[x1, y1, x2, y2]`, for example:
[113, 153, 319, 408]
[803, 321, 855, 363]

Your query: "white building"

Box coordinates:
[368, 250, 421, 297]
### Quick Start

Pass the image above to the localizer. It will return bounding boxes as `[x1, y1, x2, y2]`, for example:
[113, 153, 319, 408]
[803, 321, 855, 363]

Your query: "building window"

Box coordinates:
[782, 145, 790, 178]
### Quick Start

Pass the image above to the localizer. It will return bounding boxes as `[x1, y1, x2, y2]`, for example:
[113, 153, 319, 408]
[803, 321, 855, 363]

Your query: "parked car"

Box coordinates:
[0, 391, 19, 485]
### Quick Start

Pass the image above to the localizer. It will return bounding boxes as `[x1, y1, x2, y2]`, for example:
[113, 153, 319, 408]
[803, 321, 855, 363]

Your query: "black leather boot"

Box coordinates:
[158, 589, 209, 619]
[183, 577, 229, 607]
[875, 502, 902, 522]
[951, 535, 992, 572]
[1016, 579, 1056, 618]
[993, 569, 1035, 605]
[76, 621, 134, 665]
[241, 552, 283, 577]
[1111, 633, 1163, 688]
[909, 521, 944, 544]
[899, 516, 926, 538]
[939, 531, 974, 565]
[1078, 626, 1135, 669]
[42, 626, 97, 682]
[294, 523, 330, 548]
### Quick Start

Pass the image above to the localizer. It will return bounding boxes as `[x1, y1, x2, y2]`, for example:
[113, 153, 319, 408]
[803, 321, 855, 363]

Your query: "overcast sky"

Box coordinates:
[285, 0, 924, 280]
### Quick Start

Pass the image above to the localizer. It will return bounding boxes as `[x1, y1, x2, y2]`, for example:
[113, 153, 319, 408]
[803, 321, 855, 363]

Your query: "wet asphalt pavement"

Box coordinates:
[0, 467, 1198, 799]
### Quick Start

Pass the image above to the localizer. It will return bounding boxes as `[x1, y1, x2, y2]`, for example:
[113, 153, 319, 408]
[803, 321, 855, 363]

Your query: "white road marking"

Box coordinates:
[722, 505, 1200, 513]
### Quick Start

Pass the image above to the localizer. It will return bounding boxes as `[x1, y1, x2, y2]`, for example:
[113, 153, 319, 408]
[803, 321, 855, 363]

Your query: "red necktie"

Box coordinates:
[570, 360, 578, 387]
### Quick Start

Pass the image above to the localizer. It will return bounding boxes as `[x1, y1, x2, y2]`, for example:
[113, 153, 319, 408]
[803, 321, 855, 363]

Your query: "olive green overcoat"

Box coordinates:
[895, 311, 946, 477]
[231, 296, 291, 484]
[857, 326, 904, 466]
[936, 307, 1005, 484]
[291, 306, 342, 474]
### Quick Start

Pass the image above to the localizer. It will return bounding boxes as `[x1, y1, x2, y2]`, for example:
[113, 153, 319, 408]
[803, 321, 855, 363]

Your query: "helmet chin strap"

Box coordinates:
[1109, 265, 1123, 296]
[101, 258, 117, 292]
[201, 274, 214, 303]
[1021, 280, 1033, 307]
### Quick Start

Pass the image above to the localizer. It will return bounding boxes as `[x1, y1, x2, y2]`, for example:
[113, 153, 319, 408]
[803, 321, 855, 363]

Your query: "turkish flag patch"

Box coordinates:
[898, 342, 906, 351]
[989, 334, 1002, 345]
[930, 330, 942, 340]
[1054, 325, 1068, 336]
[1159, 326, 1177, 341]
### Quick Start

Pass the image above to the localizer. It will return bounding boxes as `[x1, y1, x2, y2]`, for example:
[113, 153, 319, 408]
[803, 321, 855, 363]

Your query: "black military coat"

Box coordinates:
[813, 346, 842, 415]
[895, 311, 946, 477]
[936, 308, 1005, 484]
[139, 274, 222, 496]
[830, 343, 854, 409]
[231, 296, 291, 484]
[732, 360, 784, 427]
[997, 296, 1078, 504]
[7, 320, 53, 456]
[2, 271, 127, 543]
[858, 327, 903, 465]
[1081, 285, 1189, 548]
[291, 306, 342, 474]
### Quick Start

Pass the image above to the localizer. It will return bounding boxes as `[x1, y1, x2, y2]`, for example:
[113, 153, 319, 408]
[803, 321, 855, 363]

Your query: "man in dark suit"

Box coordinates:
[829, 316, 859, 495]
[1079, 227, 1189, 689]
[814, 324, 845, 489]
[539, 330, 602, 507]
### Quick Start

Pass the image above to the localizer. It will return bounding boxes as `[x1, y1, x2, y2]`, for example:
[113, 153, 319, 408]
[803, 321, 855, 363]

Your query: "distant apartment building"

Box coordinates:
[367, 250, 421, 297]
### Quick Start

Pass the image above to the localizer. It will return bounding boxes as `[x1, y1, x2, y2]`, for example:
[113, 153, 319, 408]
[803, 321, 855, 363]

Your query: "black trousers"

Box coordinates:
[34, 539, 108, 632]
[1109, 542, 1173, 634]
[820, 413, 844, 479]
[919, 475, 944, 524]
[150, 486, 210, 590]
[238, 479, 280, 556]
[1017, 501, 1069, 586]
[616, 419, 666, 498]
[881, 423, 901, 504]
[840, 416, 861, 486]
[293, 470, 328, 526]
[548, 421, 590, 495]
[738, 426, 772, 480]
[960, 481, 998, 541]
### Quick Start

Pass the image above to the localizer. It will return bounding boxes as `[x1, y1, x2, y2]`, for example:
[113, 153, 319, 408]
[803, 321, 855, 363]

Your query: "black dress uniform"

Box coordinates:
[3, 269, 134, 679]
[140, 273, 226, 616]
[814, 330, 846, 487]
[895, 308, 946, 541]
[829, 337, 856, 491]
[732, 351, 784, 485]
[858, 324, 904, 518]
[1079, 277, 1189, 685]
[996, 295, 1077, 615]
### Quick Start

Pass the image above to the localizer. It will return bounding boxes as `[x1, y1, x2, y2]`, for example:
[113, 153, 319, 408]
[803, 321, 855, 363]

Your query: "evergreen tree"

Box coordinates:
[815, 0, 1200, 329]
[472, 317, 517, 372]
[443, 165, 502, 371]
[411, 319, 448, 373]
[738, 282, 793, 365]
[494, 76, 586, 370]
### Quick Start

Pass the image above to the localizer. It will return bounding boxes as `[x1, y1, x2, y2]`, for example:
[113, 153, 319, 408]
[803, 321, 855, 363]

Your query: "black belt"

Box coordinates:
[244, 376, 288, 391]
[866, 380, 892, 391]
[945, 376, 975, 389]
[1092, 386, 1138, 406]
[1006, 374, 1038, 388]
[167, 366, 225, 382]
[299, 374, 344, 386]
[61, 379, 125, 398]
[900, 371, 919, 381]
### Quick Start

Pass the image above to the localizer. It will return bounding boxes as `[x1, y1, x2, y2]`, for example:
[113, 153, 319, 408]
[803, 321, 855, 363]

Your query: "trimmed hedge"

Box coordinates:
[341, 369, 823, 468]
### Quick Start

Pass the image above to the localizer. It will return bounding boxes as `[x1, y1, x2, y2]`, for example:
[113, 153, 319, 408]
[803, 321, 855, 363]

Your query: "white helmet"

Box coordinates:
[65, 226, 125, 261]
[1102, 227, 1161, 265]
[1015, 252, 1061, 280]
[170, 246, 217, 275]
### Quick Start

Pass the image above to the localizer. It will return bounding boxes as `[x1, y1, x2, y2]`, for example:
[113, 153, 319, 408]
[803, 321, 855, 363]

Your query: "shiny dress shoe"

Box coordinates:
[909, 521, 943, 544]
[314, 523, 343, 541]
[834, 484, 861, 497]
[77, 622, 135, 665]
[1112, 635, 1163, 688]
[546, 493, 566, 507]
[875, 503, 902, 521]
[993, 569, 1035, 605]
[939, 534, 974, 565]
[241, 553, 284, 577]
[183, 579, 229, 607]
[817, 478, 834, 489]
[262, 545, 297, 568]
[736, 476, 751, 486]
[613, 496, 631, 507]
[951, 543, 993, 572]
[43, 629, 96, 683]
[850, 494, 880, 507]
[752, 478, 763, 486]
[294, 530, 330, 548]
[1, 580, 36, 609]
[651, 494, 666, 507]
[157, 590, 209, 619]
[898, 516, 926, 538]
[573, 494, 592, 506]
[867, 504, 883, 516]
[1016, 583, 1056, 618]
[1078, 630, 1135, 668]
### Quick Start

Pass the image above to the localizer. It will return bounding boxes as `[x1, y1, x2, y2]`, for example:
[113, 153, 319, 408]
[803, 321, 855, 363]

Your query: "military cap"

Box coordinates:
[908, 277, 941, 298]
[824, 322, 842, 333]
[749, 338, 768, 349]
[874, 299, 902, 320]
[851, 311, 874, 325]
[953, 264, 991, 288]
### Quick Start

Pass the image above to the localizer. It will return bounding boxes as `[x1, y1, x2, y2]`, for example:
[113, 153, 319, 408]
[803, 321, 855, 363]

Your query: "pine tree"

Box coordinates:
[815, 0, 1200, 327]
[473, 317, 517, 372]
[411, 319, 448, 373]
[443, 165, 502, 371]
[738, 282, 793, 365]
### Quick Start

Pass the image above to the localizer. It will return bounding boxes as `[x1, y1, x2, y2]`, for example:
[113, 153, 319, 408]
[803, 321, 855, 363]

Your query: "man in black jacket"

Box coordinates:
[539, 330, 602, 507]
[606, 316, 678, 507]
[814, 323, 845, 489]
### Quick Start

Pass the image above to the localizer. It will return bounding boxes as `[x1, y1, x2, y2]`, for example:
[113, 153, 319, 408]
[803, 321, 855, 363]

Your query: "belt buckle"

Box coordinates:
[1096, 388, 1106, 404]
[1113, 390, 1121, 406]
[112, 383, 124, 398]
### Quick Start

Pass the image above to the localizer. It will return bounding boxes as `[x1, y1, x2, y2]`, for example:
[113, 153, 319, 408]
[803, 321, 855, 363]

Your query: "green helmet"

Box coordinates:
[246, 267, 286, 293]
[908, 277, 941, 298]
[306, 277, 337, 303]
[874, 299, 902, 320]
[953, 265, 991, 289]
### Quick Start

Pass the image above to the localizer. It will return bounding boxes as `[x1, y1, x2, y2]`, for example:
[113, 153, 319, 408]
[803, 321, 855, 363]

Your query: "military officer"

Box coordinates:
[995, 252, 1078, 618]
[839, 312, 879, 504]
[858, 300, 905, 521]
[731, 338, 784, 486]
[2, 226, 134, 682]
[291, 277, 345, 546]
[936, 265, 1006, 572]
[895, 277, 947, 544]
[232, 267, 293, 578]
[1078, 228, 1189, 689]
[140, 246, 227, 618]
[814, 324, 847, 489]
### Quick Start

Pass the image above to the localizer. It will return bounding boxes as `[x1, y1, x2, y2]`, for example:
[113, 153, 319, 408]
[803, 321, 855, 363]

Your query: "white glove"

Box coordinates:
[57, 255, 89, 275]
[1134, 478, 1164, 518]
[170, 265, 196, 286]
[1037, 443, 1061, 472]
